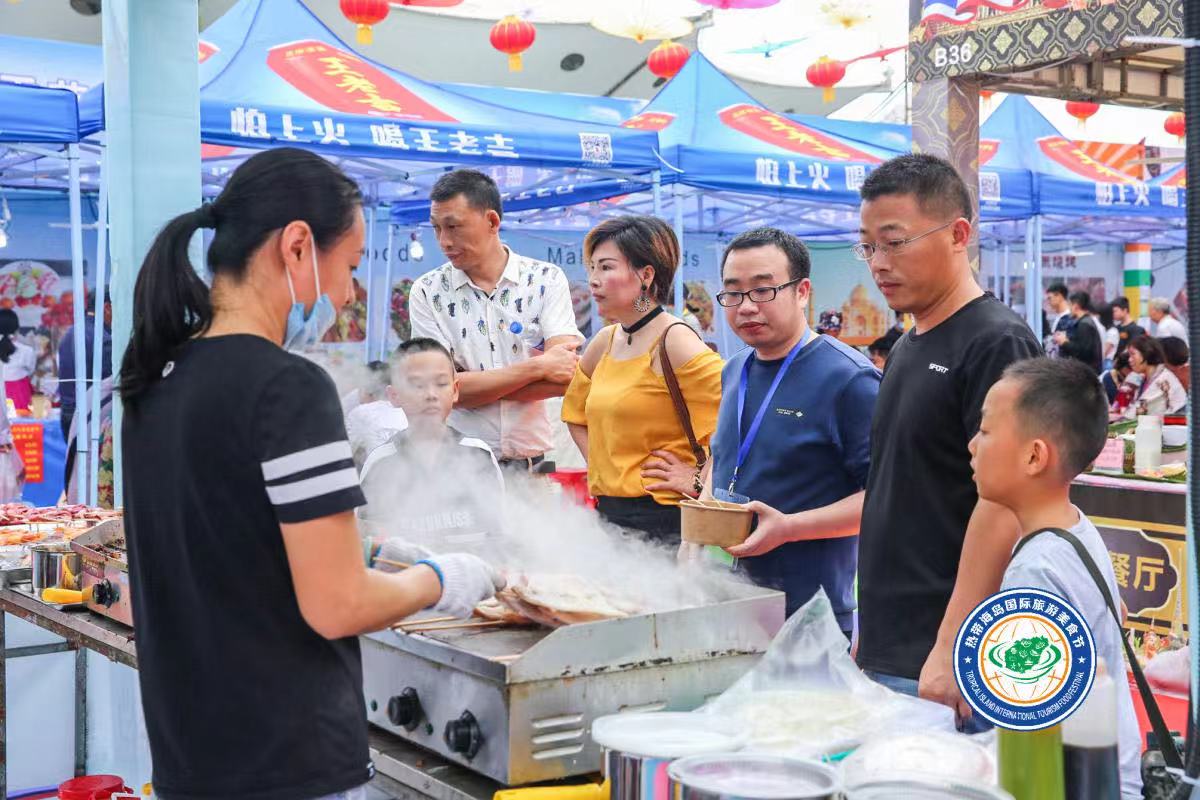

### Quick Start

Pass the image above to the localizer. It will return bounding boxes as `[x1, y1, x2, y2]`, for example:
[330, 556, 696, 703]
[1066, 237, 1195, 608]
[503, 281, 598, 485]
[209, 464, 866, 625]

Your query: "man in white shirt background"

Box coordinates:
[1043, 283, 1070, 356]
[408, 169, 583, 469]
[342, 360, 409, 469]
[1148, 297, 1188, 342]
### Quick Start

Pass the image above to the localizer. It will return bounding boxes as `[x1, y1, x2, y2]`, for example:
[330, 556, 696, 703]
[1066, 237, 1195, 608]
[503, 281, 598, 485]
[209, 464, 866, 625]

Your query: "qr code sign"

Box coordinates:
[579, 133, 614, 166]
[980, 171, 1002, 203]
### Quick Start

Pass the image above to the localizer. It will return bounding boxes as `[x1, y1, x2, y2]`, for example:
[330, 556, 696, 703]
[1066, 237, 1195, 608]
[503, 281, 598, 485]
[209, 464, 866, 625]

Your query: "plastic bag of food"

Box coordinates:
[840, 730, 996, 787]
[700, 589, 954, 757]
[1144, 644, 1191, 695]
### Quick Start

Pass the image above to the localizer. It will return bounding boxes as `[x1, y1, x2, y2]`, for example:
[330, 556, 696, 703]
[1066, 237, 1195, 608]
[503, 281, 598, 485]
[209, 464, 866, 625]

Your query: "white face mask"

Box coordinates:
[282, 243, 337, 351]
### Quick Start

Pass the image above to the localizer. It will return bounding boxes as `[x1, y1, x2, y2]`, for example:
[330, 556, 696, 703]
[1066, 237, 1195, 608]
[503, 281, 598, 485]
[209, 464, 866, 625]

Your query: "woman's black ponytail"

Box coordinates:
[117, 208, 213, 406]
[0, 309, 18, 364]
[119, 148, 361, 410]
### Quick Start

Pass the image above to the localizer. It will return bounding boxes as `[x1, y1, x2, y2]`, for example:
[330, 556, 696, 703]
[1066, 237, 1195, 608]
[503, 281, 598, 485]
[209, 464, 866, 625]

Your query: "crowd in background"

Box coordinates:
[1042, 282, 1189, 419]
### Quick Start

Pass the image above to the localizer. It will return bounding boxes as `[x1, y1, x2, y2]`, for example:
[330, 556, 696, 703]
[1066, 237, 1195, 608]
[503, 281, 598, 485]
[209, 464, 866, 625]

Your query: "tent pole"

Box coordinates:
[1023, 218, 1035, 333]
[673, 185, 685, 316]
[651, 170, 662, 218]
[67, 143, 89, 503]
[364, 204, 376, 363]
[1023, 216, 1044, 335]
[88, 150, 109, 507]
[989, 241, 999, 299]
[1034, 217, 1044, 333]
[383, 222, 396, 357]
[1002, 240, 1011, 306]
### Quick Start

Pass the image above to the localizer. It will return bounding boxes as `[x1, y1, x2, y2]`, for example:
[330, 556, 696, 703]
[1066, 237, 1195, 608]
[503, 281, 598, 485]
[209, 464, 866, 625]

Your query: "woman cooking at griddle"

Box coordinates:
[119, 148, 502, 800]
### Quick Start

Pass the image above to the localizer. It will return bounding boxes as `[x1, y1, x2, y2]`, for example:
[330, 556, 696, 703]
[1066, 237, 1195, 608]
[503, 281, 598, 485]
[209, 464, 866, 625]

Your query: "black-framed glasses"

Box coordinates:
[716, 278, 801, 308]
[851, 219, 959, 262]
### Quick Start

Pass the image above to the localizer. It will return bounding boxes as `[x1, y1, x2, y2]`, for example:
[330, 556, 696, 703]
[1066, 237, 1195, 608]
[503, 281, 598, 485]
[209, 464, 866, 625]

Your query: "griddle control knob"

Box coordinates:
[387, 688, 422, 731]
[444, 711, 483, 760]
[93, 580, 117, 608]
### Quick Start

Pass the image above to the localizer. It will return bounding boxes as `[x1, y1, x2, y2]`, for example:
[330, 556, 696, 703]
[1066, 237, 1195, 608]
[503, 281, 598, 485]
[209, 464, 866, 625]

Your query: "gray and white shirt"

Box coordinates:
[408, 247, 582, 459]
[1002, 509, 1143, 800]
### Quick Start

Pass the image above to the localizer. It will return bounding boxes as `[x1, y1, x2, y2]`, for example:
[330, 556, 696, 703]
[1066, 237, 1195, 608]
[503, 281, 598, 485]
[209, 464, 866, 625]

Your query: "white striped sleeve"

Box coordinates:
[255, 360, 365, 524]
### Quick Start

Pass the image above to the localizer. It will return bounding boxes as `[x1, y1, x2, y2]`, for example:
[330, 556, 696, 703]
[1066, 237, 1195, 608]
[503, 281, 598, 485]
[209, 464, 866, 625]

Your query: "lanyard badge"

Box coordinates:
[727, 329, 814, 499]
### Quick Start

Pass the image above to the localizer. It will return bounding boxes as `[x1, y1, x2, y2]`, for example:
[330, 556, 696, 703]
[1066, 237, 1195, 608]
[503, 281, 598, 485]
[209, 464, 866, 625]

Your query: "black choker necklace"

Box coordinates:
[621, 305, 664, 345]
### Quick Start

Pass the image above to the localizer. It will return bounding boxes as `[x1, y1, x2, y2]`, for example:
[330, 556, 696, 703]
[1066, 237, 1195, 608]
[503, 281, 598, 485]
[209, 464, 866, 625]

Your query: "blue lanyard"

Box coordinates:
[729, 329, 814, 495]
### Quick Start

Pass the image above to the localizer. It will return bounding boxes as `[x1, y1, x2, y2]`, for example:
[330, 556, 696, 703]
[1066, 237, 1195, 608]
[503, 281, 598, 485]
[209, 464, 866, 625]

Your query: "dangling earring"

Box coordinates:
[633, 284, 655, 313]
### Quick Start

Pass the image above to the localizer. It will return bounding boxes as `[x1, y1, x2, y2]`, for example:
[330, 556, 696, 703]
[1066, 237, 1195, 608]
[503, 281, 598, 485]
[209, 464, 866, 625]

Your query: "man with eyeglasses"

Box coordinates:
[687, 227, 879, 636]
[853, 154, 1041, 730]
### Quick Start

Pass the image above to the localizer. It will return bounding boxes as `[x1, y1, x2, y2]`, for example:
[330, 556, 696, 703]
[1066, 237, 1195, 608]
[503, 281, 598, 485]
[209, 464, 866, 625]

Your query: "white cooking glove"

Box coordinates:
[364, 537, 434, 572]
[417, 553, 506, 618]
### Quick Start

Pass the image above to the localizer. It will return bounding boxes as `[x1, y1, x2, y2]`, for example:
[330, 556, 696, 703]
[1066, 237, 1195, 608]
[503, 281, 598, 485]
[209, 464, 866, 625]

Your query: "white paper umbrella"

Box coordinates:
[698, 0, 906, 88]
[391, 0, 703, 25]
[390, 0, 597, 23]
[590, 0, 703, 44]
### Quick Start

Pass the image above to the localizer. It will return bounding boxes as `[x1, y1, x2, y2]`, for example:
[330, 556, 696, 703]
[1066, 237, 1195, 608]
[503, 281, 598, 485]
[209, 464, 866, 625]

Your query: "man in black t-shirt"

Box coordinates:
[1111, 296, 1145, 357]
[1053, 291, 1103, 373]
[854, 155, 1042, 730]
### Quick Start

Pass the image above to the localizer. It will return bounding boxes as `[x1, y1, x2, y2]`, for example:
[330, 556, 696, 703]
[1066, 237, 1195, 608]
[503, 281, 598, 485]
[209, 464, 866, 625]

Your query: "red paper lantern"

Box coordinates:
[1165, 112, 1186, 142]
[806, 56, 846, 103]
[340, 0, 389, 45]
[647, 40, 690, 81]
[1065, 100, 1100, 128]
[490, 15, 536, 72]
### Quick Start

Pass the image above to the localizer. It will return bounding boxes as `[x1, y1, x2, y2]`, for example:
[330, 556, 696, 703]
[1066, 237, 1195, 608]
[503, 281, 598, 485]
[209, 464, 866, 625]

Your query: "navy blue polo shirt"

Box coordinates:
[711, 335, 880, 628]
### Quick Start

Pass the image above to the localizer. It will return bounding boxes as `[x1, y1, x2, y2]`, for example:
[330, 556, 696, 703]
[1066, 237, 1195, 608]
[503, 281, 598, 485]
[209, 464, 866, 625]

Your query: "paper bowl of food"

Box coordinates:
[680, 498, 754, 548]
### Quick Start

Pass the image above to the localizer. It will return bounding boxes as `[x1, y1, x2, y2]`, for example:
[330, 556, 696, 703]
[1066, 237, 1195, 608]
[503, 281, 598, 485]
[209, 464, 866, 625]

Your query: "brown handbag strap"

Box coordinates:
[657, 322, 707, 468]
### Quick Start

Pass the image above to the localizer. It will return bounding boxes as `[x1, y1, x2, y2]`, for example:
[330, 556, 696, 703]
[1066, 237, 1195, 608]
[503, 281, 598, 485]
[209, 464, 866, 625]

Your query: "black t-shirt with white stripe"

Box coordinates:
[123, 335, 369, 800]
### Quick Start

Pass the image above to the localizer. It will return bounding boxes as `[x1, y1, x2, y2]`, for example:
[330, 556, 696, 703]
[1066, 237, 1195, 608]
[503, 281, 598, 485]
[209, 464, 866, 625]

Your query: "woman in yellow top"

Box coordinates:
[562, 216, 723, 544]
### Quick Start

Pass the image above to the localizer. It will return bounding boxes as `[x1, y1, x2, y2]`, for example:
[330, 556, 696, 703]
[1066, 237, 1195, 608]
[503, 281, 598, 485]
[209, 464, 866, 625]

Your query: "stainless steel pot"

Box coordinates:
[667, 754, 840, 800]
[591, 713, 746, 800]
[844, 779, 1014, 799]
[31, 544, 80, 595]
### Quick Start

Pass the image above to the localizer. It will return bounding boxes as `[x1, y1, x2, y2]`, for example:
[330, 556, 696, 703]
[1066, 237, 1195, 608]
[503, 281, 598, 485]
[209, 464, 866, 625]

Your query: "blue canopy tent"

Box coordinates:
[0, 81, 81, 144]
[0, 82, 96, 504]
[980, 96, 1186, 331]
[396, 56, 1043, 242]
[394, 60, 1041, 238]
[982, 95, 1183, 223]
[78, 0, 661, 173]
[440, 83, 645, 126]
[391, 54, 916, 231]
[72, 0, 665, 363]
[1148, 161, 1186, 222]
[0, 34, 99, 95]
[0, 36, 106, 198]
[630, 54, 903, 202]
